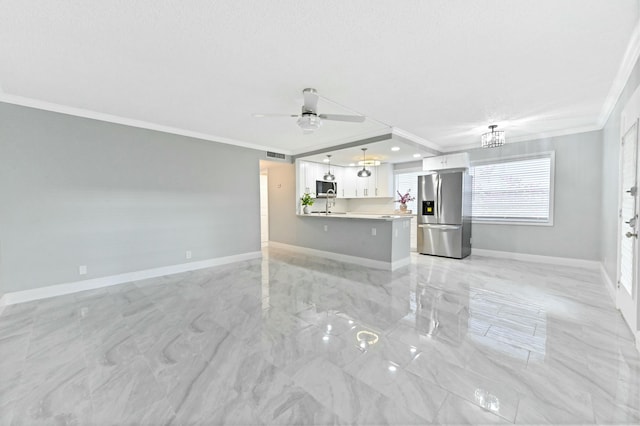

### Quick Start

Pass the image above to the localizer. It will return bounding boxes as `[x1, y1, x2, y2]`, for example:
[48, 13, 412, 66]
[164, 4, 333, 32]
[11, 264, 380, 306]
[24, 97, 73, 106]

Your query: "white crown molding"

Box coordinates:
[441, 124, 603, 153]
[391, 127, 443, 152]
[0, 94, 292, 155]
[472, 248, 600, 270]
[2, 251, 262, 305]
[268, 241, 410, 270]
[598, 19, 640, 127]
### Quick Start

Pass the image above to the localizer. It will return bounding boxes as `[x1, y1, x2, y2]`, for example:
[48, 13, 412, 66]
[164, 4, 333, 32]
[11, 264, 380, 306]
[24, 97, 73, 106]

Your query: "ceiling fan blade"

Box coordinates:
[302, 88, 319, 113]
[318, 114, 366, 123]
[252, 113, 299, 118]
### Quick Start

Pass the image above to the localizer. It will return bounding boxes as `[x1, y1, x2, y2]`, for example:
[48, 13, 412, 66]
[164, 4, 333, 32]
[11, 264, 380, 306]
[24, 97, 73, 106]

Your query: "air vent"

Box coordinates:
[266, 151, 286, 160]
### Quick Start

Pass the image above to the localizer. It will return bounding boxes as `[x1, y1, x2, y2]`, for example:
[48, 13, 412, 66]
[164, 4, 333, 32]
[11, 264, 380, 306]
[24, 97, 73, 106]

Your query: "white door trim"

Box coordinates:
[617, 87, 640, 341]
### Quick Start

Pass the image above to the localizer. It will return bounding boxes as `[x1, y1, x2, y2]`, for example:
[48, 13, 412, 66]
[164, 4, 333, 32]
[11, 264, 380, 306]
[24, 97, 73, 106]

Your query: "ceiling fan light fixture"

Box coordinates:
[323, 154, 335, 181]
[481, 124, 505, 148]
[297, 114, 322, 133]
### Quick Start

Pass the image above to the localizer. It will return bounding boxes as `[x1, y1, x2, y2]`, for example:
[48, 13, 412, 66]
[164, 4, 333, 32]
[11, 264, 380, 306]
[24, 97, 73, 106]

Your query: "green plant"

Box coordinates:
[300, 193, 314, 206]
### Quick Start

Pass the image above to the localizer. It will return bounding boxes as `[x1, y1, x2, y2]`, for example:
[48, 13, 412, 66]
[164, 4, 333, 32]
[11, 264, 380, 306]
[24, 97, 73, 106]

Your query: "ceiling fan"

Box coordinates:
[253, 88, 366, 134]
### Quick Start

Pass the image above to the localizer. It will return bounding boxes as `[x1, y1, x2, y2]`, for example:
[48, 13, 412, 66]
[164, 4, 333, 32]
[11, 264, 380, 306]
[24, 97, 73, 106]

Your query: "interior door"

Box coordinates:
[617, 118, 639, 333]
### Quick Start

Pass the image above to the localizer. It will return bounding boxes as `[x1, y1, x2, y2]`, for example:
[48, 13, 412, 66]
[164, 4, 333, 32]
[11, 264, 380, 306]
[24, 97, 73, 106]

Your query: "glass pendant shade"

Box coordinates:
[357, 168, 371, 177]
[323, 155, 335, 181]
[357, 147, 371, 178]
[481, 125, 505, 148]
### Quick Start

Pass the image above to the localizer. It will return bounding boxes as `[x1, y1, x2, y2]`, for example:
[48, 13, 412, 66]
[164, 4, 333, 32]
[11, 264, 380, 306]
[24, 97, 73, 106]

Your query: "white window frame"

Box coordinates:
[393, 167, 424, 215]
[470, 151, 555, 226]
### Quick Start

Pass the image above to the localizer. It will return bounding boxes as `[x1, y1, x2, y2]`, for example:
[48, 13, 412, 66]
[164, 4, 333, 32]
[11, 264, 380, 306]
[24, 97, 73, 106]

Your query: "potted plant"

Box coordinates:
[300, 193, 314, 214]
[396, 189, 415, 213]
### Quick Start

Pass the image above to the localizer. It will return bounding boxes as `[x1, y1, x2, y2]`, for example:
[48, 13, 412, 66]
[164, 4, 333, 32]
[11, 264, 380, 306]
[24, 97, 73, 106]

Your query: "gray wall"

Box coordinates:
[602, 55, 640, 282]
[0, 103, 263, 293]
[467, 130, 603, 260]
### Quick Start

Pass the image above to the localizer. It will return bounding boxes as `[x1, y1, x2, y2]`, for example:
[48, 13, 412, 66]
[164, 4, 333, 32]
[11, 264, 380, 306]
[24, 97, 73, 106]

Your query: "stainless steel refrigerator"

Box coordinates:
[417, 170, 472, 259]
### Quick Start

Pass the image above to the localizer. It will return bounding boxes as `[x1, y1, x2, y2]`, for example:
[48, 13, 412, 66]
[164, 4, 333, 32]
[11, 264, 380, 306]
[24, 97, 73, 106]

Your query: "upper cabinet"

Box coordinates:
[422, 153, 470, 171]
[297, 160, 393, 198]
[299, 161, 320, 194]
[374, 163, 393, 197]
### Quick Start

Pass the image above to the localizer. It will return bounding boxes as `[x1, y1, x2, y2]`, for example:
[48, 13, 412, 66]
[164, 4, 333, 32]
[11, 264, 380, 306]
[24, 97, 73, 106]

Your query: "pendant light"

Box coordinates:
[323, 155, 335, 181]
[357, 148, 372, 178]
[481, 124, 505, 148]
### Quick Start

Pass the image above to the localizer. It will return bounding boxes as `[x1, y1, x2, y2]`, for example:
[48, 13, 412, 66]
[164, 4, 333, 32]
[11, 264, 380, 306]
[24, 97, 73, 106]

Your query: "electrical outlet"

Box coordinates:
[395, 229, 398, 237]
[324, 225, 328, 232]
[186, 250, 192, 259]
[371, 228, 376, 236]
[79, 265, 87, 275]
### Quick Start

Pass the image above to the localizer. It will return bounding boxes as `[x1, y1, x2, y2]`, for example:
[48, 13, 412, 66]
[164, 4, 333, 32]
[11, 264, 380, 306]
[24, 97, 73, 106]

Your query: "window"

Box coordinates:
[394, 170, 423, 214]
[469, 153, 554, 225]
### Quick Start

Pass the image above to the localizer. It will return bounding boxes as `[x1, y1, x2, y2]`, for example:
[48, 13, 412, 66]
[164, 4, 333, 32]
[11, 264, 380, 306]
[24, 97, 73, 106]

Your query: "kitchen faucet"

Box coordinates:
[325, 188, 335, 215]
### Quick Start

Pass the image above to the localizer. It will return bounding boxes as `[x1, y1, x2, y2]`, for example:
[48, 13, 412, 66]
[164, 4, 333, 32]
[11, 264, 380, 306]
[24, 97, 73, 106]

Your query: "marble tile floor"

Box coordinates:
[1, 246, 639, 425]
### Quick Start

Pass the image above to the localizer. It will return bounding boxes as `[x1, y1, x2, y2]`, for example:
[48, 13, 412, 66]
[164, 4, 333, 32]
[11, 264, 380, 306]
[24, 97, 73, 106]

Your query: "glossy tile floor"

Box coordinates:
[1, 247, 639, 425]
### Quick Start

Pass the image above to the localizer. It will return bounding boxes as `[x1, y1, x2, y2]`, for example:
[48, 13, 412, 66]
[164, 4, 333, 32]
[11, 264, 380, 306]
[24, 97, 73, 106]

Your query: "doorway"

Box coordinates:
[617, 88, 640, 341]
[259, 165, 269, 247]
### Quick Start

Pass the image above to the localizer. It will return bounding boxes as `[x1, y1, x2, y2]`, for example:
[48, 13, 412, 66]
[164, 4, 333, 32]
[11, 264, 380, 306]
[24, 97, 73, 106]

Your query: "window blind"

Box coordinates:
[470, 155, 553, 223]
[394, 171, 422, 213]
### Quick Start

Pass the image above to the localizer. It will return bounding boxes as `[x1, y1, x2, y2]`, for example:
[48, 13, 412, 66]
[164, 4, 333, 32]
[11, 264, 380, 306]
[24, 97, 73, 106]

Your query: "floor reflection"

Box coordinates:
[0, 247, 638, 424]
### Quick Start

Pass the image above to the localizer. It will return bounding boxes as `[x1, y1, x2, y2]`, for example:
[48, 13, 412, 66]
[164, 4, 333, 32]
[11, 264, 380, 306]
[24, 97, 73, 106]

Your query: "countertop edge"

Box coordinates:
[296, 213, 413, 221]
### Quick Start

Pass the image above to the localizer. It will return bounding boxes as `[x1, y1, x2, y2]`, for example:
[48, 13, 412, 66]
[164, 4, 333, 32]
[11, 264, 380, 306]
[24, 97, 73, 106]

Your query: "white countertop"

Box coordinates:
[298, 212, 413, 221]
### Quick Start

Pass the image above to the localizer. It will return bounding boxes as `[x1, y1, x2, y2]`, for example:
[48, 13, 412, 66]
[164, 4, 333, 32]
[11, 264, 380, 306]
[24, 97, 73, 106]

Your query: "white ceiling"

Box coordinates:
[1, 1, 638, 156]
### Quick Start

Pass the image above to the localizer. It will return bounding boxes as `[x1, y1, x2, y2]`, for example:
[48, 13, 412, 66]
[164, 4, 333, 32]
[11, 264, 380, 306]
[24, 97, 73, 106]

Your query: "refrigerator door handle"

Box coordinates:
[438, 175, 442, 218]
[418, 224, 462, 230]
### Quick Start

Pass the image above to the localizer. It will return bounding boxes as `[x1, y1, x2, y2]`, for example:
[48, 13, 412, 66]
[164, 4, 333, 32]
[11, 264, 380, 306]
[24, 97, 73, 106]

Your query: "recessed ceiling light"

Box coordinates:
[349, 163, 355, 166]
[391, 146, 400, 151]
[413, 153, 422, 158]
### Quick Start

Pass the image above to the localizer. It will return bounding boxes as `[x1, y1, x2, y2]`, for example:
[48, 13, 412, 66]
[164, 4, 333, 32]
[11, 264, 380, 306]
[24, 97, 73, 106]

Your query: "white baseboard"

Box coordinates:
[268, 241, 410, 271]
[2, 251, 262, 306]
[599, 263, 617, 303]
[471, 248, 600, 270]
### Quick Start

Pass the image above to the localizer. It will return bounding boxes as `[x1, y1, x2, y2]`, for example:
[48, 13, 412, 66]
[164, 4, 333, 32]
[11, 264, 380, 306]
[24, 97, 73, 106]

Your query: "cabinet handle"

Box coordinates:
[375, 188, 378, 196]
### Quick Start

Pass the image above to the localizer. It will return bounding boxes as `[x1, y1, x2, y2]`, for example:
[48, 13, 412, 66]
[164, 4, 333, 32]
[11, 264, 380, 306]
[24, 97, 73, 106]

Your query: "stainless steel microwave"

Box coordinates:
[316, 180, 337, 198]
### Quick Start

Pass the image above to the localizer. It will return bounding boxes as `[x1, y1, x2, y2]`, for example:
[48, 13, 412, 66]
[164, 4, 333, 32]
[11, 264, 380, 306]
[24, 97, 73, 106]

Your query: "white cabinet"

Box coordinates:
[298, 161, 394, 199]
[340, 164, 394, 198]
[341, 166, 357, 198]
[356, 170, 371, 197]
[423, 153, 470, 171]
[374, 164, 393, 197]
[299, 161, 325, 195]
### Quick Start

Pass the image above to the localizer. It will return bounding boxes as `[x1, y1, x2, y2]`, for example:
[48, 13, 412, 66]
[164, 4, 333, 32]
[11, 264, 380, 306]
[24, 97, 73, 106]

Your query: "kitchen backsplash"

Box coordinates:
[347, 198, 397, 213]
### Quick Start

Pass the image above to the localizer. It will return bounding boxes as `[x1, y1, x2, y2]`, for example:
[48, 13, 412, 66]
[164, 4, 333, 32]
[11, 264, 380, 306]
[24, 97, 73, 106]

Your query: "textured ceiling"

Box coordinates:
[0, 1, 638, 155]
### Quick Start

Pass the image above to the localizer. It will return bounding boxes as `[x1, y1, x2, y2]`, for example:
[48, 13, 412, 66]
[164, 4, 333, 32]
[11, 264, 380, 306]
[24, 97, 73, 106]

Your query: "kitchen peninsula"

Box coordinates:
[294, 212, 412, 270]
